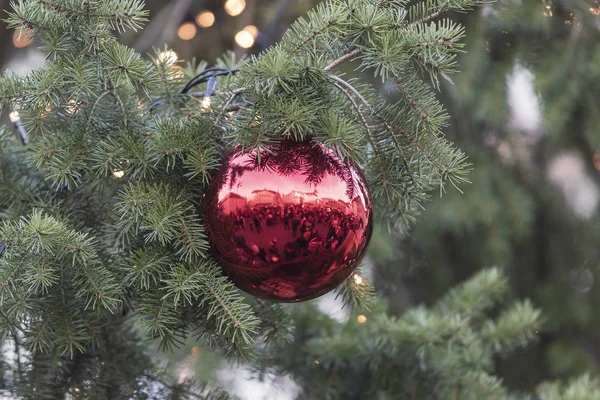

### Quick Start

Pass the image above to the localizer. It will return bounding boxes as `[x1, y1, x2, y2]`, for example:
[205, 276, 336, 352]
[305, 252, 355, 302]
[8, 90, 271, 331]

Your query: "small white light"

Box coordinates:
[9, 111, 20, 123]
[65, 99, 79, 115]
[113, 169, 125, 179]
[172, 65, 185, 80]
[156, 50, 178, 66]
[201, 96, 211, 110]
[353, 274, 363, 285]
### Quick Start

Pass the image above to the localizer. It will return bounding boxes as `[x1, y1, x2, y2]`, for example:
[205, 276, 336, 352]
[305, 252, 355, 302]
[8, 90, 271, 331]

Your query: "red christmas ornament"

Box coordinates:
[203, 140, 373, 302]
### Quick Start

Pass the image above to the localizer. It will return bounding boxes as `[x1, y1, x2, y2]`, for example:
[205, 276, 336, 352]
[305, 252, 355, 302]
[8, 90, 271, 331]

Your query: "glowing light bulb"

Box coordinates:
[65, 99, 79, 115]
[242, 24, 259, 38]
[357, 315, 367, 324]
[201, 96, 212, 110]
[196, 11, 215, 27]
[235, 30, 254, 48]
[177, 22, 197, 41]
[172, 65, 185, 80]
[113, 169, 125, 179]
[9, 111, 20, 123]
[224, 0, 246, 16]
[13, 28, 33, 48]
[156, 50, 178, 65]
[353, 273, 363, 285]
[314, 360, 320, 365]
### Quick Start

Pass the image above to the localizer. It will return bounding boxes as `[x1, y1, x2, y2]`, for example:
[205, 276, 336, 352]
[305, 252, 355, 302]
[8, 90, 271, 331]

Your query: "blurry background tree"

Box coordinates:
[395, 0, 600, 391]
[1, 0, 600, 399]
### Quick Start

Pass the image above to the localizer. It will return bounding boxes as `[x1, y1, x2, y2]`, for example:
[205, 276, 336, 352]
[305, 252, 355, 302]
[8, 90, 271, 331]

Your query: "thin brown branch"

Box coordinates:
[412, 5, 449, 25]
[329, 75, 374, 113]
[330, 80, 396, 201]
[324, 49, 363, 71]
[216, 87, 247, 123]
[329, 75, 420, 186]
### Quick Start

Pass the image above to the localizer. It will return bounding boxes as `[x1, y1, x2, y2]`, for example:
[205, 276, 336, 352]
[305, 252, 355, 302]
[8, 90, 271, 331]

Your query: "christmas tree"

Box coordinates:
[0, 0, 598, 399]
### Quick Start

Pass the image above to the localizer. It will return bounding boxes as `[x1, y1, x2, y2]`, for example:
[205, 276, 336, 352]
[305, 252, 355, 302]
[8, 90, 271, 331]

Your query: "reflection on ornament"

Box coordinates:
[203, 140, 373, 302]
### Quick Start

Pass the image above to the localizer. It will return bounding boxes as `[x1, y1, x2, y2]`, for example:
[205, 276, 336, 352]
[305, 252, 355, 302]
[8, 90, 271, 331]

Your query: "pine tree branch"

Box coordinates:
[329, 75, 422, 214]
[412, 5, 449, 25]
[324, 49, 363, 71]
[143, 374, 202, 400]
[330, 79, 390, 183]
[329, 75, 374, 113]
[86, 90, 111, 135]
[39, 0, 123, 18]
[330, 75, 420, 183]
[217, 87, 246, 122]
[0, 309, 25, 334]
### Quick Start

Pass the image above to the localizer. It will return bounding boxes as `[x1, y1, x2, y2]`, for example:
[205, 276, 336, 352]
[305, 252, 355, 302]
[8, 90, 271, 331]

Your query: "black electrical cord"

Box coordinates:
[180, 67, 239, 94]
[4, 67, 240, 206]
[149, 67, 239, 111]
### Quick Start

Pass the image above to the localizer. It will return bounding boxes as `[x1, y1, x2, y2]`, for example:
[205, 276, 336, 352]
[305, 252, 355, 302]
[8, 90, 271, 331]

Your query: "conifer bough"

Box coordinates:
[0, 0, 483, 371]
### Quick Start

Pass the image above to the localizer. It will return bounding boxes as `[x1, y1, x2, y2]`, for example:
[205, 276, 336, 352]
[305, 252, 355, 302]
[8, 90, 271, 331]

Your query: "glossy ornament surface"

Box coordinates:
[203, 140, 373, 302]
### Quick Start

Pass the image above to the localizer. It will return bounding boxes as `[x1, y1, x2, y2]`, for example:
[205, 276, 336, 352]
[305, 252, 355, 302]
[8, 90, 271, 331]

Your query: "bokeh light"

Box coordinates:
[357, 315, 367, 324]
[242, 24, 259, 38]
[177, 22, 197, 41]
[225, 0, 246, 16]
[235, 30, 254, 48]
[9, 111, 20, 123]
[196, 11, 215, 28]
[201, 96, 212, 110]
[13, 28, 33, 48]
[156, 50, 178, 65]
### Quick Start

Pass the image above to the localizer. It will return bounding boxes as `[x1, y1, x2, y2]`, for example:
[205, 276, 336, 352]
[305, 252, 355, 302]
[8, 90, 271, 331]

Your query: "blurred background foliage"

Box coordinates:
[2, 0, 600, 398]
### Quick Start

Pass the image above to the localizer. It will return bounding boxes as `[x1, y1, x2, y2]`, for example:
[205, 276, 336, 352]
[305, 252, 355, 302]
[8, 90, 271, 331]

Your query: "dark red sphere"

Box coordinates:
[203, 140, 373, 302]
